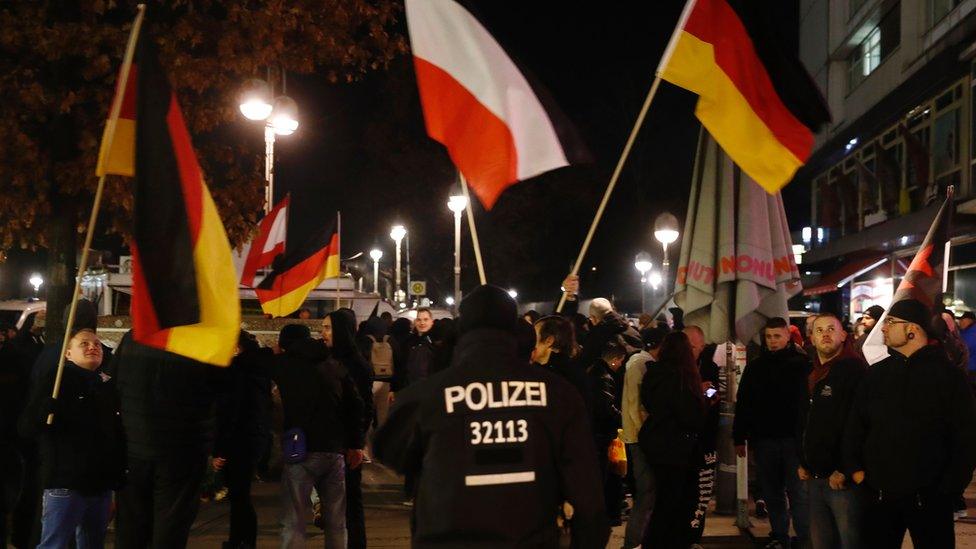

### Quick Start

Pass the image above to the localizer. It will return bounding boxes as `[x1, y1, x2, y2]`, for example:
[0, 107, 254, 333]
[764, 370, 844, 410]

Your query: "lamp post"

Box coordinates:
[238, 76, 299, 213]
[369, 248, 383, 295]
[448, 194, 468, 310]
[634, 252, 652, 312]
[654, 212, 680, 296]
[508, 289, 518, 300]
[390, 225, 407, 303]
[29, 273, 43, 297]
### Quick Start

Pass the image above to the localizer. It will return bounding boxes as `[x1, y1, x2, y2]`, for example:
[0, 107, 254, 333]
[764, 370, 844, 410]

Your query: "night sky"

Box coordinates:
[3, 1, 806, 309]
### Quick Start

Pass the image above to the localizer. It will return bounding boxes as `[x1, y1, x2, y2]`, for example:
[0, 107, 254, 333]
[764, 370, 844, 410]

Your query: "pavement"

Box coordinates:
[105, 463, 976, 548]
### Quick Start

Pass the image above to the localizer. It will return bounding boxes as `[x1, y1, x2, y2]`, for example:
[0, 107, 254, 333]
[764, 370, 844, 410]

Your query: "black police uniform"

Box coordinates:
[374, 327, 609, 548]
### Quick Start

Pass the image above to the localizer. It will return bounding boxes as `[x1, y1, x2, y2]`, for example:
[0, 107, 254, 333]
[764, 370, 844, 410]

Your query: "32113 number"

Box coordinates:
[469, 419, 528, 445]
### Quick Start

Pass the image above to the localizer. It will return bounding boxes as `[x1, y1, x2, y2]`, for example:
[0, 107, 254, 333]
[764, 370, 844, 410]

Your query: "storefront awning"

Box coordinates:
[803, 255, 889, 296]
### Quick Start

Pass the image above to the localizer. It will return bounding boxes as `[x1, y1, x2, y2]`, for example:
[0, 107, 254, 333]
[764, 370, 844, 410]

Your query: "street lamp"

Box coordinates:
[508, 289, 518, 300]
[29, 273, 43, 297]
[634, 252, 653, 312]
[648, 270, 663, 290]
[369, 248, 383, 295]
[445, 296, 456, 307]
[654, 212, 680, 295]
[448, 194, 468, 309]
[390, 225, 407, 303]
[238, 77, 300, 213]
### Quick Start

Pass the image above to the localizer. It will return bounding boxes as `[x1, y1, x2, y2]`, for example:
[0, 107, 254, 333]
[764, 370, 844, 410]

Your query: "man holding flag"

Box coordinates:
[844, 190, 976, 546]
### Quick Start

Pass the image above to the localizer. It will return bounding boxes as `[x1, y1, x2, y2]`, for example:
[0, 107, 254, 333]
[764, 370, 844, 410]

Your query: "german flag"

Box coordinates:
[96, 24, 240, 366]
[254, 222, 340, 318]
[660, 0, 831, 193]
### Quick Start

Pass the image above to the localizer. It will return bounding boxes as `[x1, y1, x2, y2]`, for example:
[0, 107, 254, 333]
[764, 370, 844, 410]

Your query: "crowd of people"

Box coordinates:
[1, 278, 976, 548]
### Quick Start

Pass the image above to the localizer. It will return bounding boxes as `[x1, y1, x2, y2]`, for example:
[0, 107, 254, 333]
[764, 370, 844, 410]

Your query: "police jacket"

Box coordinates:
[843, 344, 976, 497]
[797, 350, 865, 476]
[732, 346, 809, 445]
[373, 328, 610, 548]
[19, 361, 125, 492]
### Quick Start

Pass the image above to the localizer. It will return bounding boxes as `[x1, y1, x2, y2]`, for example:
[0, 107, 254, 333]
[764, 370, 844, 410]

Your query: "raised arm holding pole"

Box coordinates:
[556, 0, 697, 312]
[48, 4, 147, 425]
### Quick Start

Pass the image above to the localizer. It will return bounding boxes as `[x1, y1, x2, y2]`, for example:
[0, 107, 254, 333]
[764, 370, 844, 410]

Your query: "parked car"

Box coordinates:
[0, 299, 46, 330]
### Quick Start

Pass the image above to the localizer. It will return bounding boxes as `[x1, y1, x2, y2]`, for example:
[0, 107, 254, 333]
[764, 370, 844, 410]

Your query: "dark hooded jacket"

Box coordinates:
[329, 309, 373, 442]
[272, 337, 365, 452]
[732, 345, 810, 445]
[580, 311, 642, 371]
[112, 332, 224, 458]
[844, 343, 976, 496]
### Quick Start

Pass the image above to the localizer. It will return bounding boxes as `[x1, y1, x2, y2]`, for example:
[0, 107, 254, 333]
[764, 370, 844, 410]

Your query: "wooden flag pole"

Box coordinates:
[48, 4, 147, 425]
[556, 0, 696, 313]
[336, 210, 342, 310]
[459, 173, 487, 284]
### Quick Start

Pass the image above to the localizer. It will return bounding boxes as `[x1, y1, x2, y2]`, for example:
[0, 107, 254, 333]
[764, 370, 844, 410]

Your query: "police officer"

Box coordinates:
[373, 285, 609, 547]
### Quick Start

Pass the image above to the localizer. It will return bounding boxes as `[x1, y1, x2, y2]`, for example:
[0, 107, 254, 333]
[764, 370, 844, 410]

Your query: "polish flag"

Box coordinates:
[405, 0, 586, 209]
[240, 195, 289, 288]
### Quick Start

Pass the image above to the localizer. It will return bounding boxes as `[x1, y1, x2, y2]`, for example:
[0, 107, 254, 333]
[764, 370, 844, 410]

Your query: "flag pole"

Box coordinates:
[556, 0, 697, 312]
[336, 210, 342, 310]
[459, 173, 487, 284]
[48, 4, 147, 425]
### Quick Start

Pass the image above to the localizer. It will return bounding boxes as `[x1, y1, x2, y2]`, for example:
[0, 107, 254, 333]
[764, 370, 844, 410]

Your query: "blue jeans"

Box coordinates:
[807, 477, 863, 549]
[281, 452, 346, 548]
[38, 489, 112, 549]
[623, 443, 656, 548]
[753, 438, 809, 545]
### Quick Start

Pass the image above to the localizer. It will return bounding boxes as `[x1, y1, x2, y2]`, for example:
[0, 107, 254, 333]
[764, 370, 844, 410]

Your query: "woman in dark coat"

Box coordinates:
[638, 331, 708, 549]
[324, 309, 373, 549]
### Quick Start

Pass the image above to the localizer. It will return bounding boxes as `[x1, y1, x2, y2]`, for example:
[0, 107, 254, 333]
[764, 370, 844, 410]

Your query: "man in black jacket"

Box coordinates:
[19, 328, 124, 548]
[112, 331, 226, 549]
[587, 338, 626, 526]
[733, 317, 810, 548]
[275, 324, 364, 548]
[798, 314, 866, 549]
[374, 285, 609, 548]
[845, 299, 976, 547]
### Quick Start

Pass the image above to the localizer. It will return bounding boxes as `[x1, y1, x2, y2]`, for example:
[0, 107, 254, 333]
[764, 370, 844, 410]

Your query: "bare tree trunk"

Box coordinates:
[45, 198, 78, 340]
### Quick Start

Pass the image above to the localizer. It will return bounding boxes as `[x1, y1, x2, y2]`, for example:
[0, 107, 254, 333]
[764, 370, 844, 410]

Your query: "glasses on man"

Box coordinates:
[883, 318, 910, 326]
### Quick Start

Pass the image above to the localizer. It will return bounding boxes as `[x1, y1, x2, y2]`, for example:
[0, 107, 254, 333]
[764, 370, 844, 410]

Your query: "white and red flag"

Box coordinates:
[405, 0, 586, 209]
[240, 195, 289, 288]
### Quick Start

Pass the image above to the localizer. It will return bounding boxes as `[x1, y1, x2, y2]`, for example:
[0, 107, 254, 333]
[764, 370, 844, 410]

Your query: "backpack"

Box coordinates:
[369, 335, 395, 379]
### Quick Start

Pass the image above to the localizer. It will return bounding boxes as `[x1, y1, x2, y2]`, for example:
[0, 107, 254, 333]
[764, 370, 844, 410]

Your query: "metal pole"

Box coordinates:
[662, 243, 671, 296]
[454, 211, 462, 309]
[373, 259, 380, 295]
[395, 240, 402, 303]
[406, 234, 411, 304]
[264, 126, 275, 214]
[640, 278, 646, 312]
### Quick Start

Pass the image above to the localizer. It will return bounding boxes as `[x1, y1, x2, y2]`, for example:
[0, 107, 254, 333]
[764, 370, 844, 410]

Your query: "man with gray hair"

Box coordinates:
[579, 298, 641, 374]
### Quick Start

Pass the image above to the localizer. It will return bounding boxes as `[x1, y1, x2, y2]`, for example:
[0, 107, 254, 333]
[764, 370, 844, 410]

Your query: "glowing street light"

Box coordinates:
[445, 296, 456, 306]
[508, 289, 518, 300]
[634, 252, 653, 312]
[648, 271, 663, 290]
[448, 194, 468, 310]
[391, 225, 407, 303]
[29, 273, 43, 296]
[654, 212, 680, 295]
[369, 248, 383, 295]
[238, 77, 300, 213]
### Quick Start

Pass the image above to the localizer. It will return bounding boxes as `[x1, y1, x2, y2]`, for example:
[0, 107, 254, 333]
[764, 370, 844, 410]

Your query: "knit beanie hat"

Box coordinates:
[457, 285, 517, 335]
[887, 299, 931, 334]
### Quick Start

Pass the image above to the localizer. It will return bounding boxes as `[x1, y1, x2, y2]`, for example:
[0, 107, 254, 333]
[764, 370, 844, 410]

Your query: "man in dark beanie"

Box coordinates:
[374, 285, 609, 547]
[845, 298, 976, 547]
[855, 304, 885, 351]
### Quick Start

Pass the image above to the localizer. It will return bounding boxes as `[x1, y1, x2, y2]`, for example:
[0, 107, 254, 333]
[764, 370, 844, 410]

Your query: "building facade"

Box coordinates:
[797, 0, 976, 318]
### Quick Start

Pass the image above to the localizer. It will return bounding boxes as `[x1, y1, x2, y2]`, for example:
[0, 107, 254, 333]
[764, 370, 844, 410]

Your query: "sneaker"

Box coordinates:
[402, 498, 415, 507]
[955, 509, 968, 521]
[213, 487, 229, 502]
[755, 499, 768, 518]
[763, 540, 785, 549]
